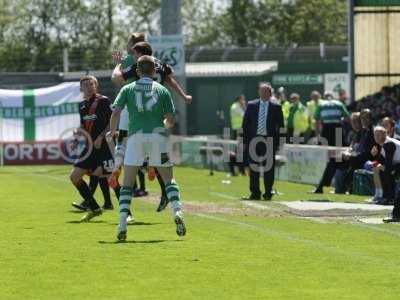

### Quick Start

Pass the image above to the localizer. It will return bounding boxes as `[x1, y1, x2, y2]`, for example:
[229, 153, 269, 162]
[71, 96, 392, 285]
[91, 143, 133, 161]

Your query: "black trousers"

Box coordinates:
[383, 164, 400, 217]
[318, 160, 349, 188]
[344, 155, 365, 192]
[247, 137, 276, 197]
[321, 123, 342, 146]
[229, 152, 245, 176]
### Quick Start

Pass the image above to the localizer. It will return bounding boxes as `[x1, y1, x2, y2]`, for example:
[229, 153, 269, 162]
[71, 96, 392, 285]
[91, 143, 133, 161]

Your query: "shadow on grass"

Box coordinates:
[108, 222, 162, 226]
[305, 198, 367, 204]
[66, 220, 107, 224]
[98, 239, 183, 245]
[306, 199, 332, 203]
[68, 210, 86, 214]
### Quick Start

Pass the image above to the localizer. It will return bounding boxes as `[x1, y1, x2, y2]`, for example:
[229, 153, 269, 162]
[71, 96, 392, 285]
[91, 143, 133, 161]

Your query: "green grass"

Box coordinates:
[1, 165, 400, 299]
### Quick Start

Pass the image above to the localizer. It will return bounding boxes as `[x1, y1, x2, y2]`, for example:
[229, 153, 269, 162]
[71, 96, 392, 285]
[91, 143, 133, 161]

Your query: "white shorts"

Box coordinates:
[119, 108, 129, 131]
[124, 133, 172, 167]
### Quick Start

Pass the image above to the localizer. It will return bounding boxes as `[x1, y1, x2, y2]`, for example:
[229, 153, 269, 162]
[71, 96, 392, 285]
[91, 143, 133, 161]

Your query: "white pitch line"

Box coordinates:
[194, 213, 397, 266]
[352, 222, 400, 238]
[241, 200, 283, 212]
[208, 191, 238, 200]
[10, 168, 400, 244]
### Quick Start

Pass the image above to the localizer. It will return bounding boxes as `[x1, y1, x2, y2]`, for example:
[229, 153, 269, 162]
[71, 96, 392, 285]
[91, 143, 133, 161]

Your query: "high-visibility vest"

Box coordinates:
[306, 100, 317, 130]
[282, 100, 291, 122]
[230, 102, 245, 130]
[292, 103, 309, 135]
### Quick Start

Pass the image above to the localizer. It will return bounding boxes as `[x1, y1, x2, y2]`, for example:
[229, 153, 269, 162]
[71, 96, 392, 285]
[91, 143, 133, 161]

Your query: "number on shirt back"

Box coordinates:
[135, 91, 158, 112]
[103, 159, 114, 173]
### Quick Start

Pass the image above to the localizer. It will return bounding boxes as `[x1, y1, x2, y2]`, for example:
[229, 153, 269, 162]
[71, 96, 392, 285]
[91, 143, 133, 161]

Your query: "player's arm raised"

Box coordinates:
[111, 65, 125, 87]
[164, 66, 192, 104]
[111, 51, 126, 87]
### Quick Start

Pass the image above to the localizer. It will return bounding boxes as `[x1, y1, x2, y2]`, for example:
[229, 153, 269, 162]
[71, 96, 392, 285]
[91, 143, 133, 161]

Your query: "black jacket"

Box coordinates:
[242, 99, 284, 149]
[355, 126, 376, 162]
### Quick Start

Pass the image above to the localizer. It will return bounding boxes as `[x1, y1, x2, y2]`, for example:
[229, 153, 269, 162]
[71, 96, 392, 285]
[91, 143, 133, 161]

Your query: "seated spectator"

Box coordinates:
[382, 116, 396, 138]
[344, 109, 376, 192]
[371, 126, 400, 207]
[368, 118, 397, 204]
[313, 112, 362, 194]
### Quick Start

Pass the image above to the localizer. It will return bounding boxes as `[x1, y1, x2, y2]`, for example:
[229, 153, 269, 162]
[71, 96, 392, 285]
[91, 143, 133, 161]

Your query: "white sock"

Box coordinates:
[170, 200, 183, 217]
[119, 187, 133, 232]
[119, 212, 128, 232]
[376, 188, 383, 198]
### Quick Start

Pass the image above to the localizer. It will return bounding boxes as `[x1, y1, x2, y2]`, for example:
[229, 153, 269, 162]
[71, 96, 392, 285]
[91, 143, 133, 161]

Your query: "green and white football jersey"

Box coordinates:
[314, 99, 350, 124]
[114, 77, 175, 135]
[121, 54, 136, 85]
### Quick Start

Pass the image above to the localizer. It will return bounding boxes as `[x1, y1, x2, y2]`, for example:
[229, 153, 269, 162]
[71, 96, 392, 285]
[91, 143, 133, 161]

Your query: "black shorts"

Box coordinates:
[74, 141, 114, 175]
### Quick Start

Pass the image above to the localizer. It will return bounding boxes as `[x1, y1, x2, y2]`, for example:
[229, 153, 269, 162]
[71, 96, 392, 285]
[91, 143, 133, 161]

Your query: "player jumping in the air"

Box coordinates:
[110, 55, 186, 241]
[70, 75, 120, 222]
[110, 39, 192, 212]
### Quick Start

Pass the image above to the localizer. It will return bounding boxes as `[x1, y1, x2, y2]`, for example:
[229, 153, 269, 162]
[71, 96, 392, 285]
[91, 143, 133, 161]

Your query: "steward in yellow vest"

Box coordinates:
[286, 93, 308, 142]
[306, 90, 322, 132]
[230, 95, 246, 136]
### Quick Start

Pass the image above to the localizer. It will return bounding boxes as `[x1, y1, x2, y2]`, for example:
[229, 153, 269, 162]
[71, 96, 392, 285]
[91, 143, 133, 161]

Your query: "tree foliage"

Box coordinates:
[0, 0, 347, 71]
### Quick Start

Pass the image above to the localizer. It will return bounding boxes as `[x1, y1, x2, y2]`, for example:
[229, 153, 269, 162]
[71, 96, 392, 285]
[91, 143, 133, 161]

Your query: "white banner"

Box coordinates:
[277, 144, 348, 185]
[148, 35, 185, 76]
[324, 73, 349, 99]
[0, 82, 81, 142]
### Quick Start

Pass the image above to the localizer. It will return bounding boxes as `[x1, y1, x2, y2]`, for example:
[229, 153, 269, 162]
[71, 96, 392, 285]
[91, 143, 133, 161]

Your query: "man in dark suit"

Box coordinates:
[242, 82, 284, 200]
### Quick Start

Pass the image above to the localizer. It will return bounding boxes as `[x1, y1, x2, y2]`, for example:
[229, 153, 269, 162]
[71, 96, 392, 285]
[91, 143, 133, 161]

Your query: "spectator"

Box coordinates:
[276, 86, 287, 105]
[344, 109, 376, 192]
[286, 93, 308, 143]
[371, 126, 400, 207]
[313, 112, 362, 194]
[315, 92, 350, 146]
[306, 91, 321, 140]
[368, 117, 396, 204]
[230, 94, 246, 139]
[324, 91, 334, 100]
[382, 117, 396, 138]
[338, 89, 349, 107]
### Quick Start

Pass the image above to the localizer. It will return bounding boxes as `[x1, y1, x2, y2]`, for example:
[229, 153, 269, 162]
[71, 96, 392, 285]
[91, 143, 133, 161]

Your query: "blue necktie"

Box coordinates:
[257, 102, 266, 135]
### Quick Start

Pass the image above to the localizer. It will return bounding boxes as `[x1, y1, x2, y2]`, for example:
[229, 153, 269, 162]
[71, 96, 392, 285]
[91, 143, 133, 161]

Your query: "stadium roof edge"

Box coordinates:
[61, 61, 279, 80]
[185, 61, 278, 77]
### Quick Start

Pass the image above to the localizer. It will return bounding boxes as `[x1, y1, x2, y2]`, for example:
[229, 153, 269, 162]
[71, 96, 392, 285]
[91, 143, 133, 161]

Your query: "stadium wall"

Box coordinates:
[187, 61, 347, 135]
[0, 61, 347, 136]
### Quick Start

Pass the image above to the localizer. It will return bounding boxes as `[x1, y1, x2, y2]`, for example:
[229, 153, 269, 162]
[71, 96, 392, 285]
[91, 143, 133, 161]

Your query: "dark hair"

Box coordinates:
[137, 55, 155, 76]
[382, 116, 395, 128]
[361, 108, 372, 117]
[132, 42, 153, 56]
[79, 75, 98, 88]
[127, 32, 145, 47]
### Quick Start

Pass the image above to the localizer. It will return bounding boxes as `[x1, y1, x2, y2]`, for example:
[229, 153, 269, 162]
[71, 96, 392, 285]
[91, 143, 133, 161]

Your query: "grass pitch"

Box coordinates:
[1, 165, 400, 299]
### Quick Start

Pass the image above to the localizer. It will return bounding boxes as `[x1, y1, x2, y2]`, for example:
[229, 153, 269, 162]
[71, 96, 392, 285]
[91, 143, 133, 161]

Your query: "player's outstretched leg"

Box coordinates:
[156, 168, 169, 212]
[117, 186, 133, 241]
[165, 180, 186, 236]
